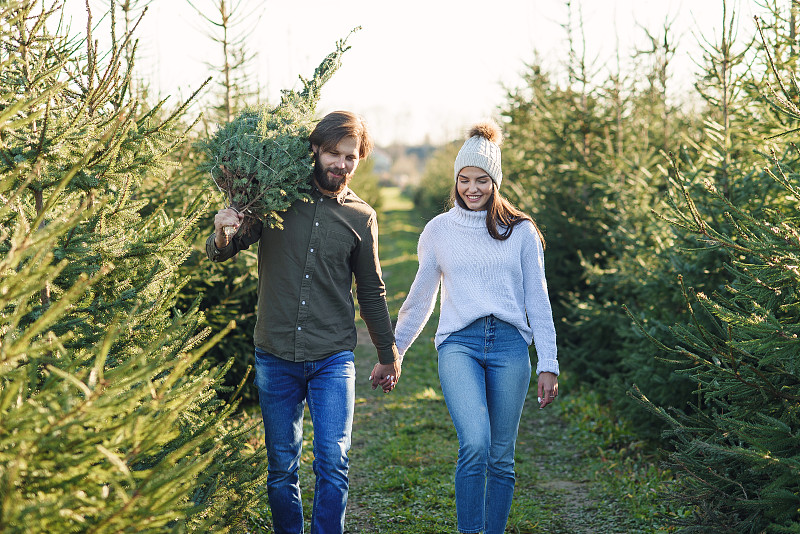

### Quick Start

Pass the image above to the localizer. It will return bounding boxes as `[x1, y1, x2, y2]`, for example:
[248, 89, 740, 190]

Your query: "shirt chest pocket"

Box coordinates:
[322, 230, 357, 265]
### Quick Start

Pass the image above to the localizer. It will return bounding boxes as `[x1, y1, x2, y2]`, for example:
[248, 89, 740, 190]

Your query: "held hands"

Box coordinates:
[369, 360, 401, 394]
[214, 208, 244, 248]
[537, 371, 558, 409]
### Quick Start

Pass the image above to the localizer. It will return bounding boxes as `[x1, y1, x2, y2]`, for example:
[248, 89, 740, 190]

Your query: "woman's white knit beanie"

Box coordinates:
[453, 121, 503, 188]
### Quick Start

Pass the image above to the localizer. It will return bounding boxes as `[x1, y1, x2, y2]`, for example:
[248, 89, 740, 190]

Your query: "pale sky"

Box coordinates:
[60, 0, 758, 146]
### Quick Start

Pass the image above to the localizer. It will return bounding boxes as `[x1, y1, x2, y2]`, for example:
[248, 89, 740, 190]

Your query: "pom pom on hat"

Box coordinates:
[467, 121, 503, 144]
[454, 120, 504, 188]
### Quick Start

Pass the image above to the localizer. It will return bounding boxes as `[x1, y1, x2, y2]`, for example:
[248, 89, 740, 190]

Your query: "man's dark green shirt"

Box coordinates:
[206, 185, 400, 364]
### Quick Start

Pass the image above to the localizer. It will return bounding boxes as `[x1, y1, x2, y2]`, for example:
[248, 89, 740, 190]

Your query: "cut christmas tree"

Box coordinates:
[198, 28, 360, 234]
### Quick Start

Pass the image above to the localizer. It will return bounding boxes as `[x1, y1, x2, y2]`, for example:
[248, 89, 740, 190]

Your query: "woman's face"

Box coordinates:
[456, 166, 493, 211]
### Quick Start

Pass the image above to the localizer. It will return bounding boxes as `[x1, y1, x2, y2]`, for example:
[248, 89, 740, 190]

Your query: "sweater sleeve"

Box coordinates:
[522, 225, 559, 375]
[394, 224, 442, 358]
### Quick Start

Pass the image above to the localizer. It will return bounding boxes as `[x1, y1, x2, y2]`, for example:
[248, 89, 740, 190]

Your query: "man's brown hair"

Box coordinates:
[309, 111, 374, 159]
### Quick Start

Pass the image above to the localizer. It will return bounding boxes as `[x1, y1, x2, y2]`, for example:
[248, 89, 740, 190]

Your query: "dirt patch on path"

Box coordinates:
[512, 399, 633, 534]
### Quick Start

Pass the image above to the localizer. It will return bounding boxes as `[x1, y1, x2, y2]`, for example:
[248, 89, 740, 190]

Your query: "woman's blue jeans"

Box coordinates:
[254, 349, 355, 534]
[437, 316, 532, 534]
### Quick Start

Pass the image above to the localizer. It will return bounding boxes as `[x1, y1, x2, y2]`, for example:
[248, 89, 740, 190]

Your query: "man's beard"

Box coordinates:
[313, 157, 351, 194]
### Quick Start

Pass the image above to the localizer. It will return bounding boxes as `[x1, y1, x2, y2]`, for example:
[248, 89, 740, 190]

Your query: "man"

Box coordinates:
[207, 111, 401, 534]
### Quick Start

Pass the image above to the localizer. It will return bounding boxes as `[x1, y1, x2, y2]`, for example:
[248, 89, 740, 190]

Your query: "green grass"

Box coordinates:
[240, 187, 689, 533]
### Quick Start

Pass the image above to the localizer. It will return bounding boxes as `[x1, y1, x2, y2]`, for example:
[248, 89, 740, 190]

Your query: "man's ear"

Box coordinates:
[311, 144, 319, 155]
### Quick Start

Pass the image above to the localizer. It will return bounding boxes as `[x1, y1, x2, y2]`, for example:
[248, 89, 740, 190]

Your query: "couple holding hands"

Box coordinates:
[208, 111, 559, 534]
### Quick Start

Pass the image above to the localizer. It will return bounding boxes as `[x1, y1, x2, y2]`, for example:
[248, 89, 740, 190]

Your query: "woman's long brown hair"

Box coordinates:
[452, 184, 545, 247]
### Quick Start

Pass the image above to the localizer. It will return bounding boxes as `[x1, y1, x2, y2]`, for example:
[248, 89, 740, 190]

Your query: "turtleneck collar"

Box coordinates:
[449, 204, 487, 228]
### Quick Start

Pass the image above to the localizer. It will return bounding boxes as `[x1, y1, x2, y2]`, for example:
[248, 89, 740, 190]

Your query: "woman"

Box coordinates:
[394, 121, 559, 534]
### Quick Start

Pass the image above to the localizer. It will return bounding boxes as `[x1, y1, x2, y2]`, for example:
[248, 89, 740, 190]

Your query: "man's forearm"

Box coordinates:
[359, 297, 399, 364]
[214, 232, 229, 249]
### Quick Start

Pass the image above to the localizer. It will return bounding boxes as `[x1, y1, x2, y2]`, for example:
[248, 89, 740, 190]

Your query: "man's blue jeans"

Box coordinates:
[437, 316, 532, 534]
[254, 349, 355, 534]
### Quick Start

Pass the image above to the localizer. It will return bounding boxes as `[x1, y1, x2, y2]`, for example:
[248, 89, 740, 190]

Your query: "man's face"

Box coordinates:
[312, 136, 360, 194]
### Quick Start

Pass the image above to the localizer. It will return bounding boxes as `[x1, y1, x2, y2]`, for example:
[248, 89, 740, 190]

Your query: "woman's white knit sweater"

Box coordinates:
[394, 205, 559, 375]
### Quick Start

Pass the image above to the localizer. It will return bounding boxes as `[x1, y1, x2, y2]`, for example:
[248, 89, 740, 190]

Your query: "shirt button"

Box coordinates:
[305, 274, 309, 279]
[301, 301, 306, 305]
[315, 222, 319, 226]
[298, 326, 302, 331]
[310, 248, 314, 252]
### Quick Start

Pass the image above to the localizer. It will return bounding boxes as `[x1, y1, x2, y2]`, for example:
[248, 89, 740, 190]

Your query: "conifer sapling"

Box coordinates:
[198, 28, 359, 234]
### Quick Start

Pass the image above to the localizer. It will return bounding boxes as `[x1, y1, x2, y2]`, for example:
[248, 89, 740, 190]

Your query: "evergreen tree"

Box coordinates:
[102, 0, 152, 100]
[621, 0, 800, 430]
[188, 0, 263, 125]
[573, 21, 703, 431]
[0, 2, 267, 531]
[632, 145, 800, 534]
[413, 140, 459, 220]
[500, 58, 620, 383]
[140, 0, 267, 406]
[349, 157, 383, 218]
[630, 4, 800, 531]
